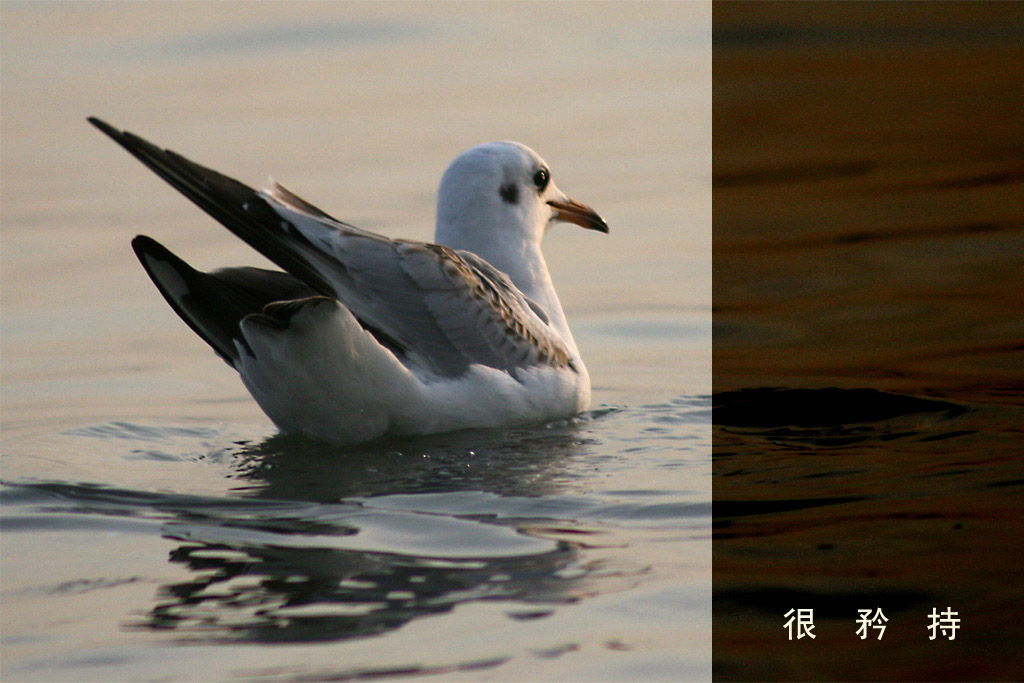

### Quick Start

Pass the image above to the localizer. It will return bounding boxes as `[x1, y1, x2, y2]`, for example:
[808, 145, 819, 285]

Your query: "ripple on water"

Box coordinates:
[62, 422, 227, 443]
[2, 395, 708, 647]
[713, 387, 970, 448]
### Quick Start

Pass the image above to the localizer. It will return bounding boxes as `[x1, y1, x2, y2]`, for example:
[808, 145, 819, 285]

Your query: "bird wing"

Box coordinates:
[132, 235, 316, 364]
[90, 118, 572, 378]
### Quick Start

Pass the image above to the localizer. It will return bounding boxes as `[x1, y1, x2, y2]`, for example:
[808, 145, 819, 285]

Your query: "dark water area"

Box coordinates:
[713, 3, 1024, 681]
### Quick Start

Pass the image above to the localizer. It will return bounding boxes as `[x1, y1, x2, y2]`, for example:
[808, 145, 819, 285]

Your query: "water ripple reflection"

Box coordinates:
[3, 396, 707, 648]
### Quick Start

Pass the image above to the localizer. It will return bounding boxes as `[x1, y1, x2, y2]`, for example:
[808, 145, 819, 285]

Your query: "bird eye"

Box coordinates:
[533, 168, 550, 191]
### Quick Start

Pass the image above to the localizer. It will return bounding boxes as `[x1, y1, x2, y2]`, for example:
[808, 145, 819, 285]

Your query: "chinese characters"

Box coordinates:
[928, 607, 960, 641]
[856, 608, 888, 640]
[782, 607, 959, 641]
[783, 608, 816, 640]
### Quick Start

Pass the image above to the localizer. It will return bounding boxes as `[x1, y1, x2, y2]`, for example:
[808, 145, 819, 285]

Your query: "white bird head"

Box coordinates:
[435, 141, 608, 250]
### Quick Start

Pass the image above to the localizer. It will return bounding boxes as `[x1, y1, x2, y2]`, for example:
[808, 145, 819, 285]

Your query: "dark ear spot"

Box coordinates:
[499, 182, 519, 205]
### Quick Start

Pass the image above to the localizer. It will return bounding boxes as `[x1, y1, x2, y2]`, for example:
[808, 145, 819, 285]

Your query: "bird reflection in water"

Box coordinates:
[128, 415, 625, 644]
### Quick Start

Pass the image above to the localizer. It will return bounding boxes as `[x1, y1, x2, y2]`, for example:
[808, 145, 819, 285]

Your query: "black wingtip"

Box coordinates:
[129, 235, 242, 364]
[93, 118, 335, 298]
[131, 234, 167, 265]
[131, 234, 199, 286]
[87, 116, 119, 137]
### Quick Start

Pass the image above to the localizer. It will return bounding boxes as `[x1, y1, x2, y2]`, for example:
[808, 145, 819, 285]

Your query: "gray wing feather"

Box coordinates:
[396, 243, 569, 370]
[267, 193, 573, 378]
[453, 249, 552, 325]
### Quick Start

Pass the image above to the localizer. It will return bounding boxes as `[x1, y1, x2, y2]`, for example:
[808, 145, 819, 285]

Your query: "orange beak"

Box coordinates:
[547, 197, 609, 233]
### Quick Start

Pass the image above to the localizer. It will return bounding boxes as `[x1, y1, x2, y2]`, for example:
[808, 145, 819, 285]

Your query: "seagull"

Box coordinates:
[88, 118, 608, 445]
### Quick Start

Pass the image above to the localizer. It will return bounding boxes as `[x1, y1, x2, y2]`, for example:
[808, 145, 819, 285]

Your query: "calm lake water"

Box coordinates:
[1, 3, 711, 681]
